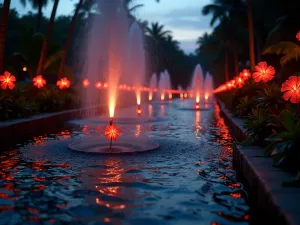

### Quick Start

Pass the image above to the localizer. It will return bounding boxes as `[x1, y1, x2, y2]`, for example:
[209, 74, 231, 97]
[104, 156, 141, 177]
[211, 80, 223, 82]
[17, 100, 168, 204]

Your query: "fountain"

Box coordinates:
[204, 72, 214, 101]
[164, 70, 172, 100]
[158, 70, 172, 102]
[178, 85, 183, 100]
[127, 22, 146, 114]
[149, 73, 157, 101]
[192, 64, 204, 109]
[159, 72, 165, 101]
[68, 0, 159, 154]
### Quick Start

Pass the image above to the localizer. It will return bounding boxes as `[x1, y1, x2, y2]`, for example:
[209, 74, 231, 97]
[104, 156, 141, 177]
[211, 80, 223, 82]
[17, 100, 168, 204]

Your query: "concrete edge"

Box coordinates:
[218, 100, 300, 225]
[0, 105, 106, 143]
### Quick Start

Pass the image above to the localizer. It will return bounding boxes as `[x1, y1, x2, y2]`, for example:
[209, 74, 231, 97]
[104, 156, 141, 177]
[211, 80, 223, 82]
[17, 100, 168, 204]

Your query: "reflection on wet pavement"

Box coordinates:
[0, 100, 249, 225]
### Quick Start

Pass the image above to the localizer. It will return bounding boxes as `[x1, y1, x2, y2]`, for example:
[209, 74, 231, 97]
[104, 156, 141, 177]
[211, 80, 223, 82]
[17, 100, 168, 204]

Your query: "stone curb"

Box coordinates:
[218, 100, 300, 225]
[0, 105, 106, 144]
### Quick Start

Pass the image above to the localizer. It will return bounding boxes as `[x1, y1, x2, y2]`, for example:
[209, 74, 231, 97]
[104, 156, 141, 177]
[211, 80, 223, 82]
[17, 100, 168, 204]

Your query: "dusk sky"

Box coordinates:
[10, 0, 213, 54]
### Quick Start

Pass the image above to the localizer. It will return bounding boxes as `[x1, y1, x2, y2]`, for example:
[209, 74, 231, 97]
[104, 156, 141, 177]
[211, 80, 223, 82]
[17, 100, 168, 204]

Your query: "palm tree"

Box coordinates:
[197, 32, 230, 82]
[202, 0, 246, 77]
[165, 35, 179, 49]
[146, 22, 171, 75]
[247, 0, 255, 70]
[22, 0, 49, 32]
[36, 0, 59, 76]
[0, 0, 11, 74]
[58, 0, 83, 78]
[146, 22, 171, 40]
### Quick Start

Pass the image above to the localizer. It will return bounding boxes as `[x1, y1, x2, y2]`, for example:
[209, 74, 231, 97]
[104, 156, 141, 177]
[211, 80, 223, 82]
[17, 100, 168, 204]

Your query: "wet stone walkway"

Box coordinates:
[0, 100, 249, 225]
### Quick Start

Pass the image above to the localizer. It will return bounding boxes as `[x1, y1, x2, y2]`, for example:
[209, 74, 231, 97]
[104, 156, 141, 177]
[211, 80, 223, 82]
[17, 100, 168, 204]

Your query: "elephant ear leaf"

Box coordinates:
[280, 110, 296, 132]
[263, 41, 300, 66]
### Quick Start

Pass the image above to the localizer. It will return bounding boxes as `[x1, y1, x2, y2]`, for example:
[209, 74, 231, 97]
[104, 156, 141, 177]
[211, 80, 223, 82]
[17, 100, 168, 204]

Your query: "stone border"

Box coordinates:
[0, 105, 106, 144]
[218, 101, 300, 225]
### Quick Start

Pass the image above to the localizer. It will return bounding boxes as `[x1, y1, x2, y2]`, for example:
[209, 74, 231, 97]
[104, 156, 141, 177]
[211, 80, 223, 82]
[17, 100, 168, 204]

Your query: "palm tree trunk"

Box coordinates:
[232, 40, 239, 77]
[37, 2, 43, 32]
[0, 0, 11, 74]
[224, 51, 229, 82]
[247, 0, 256, 70]
[58, 0, 83, 78]
[36, 0, 60, 76]
[255, 32, 262, 62]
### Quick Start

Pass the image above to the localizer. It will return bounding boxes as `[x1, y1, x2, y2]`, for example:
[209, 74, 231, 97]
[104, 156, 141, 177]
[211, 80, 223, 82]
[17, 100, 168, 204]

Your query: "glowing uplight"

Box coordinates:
[109, 106, 115, 118]
[148, 92, 153, 101]
[168, 93, 172, 99]
[33, 75, 46, 88]
[161, 93, 165, 101]
[137, 104, 142, 116]
[242, 69, 250, 79]
[184, 93, 188, 98]
[22, 66, 27, 72]
[180, 93, 184, 100]
[57, 77, 70, 89]
[195, 103, 200, 109]
[0, 71, 16, 90]
[196, 94, 200, 103]
[136, 94, 141, 105]
[82, 79, 90, 88]
[95, 82, 102, 89]
[205, 93, 209, 100]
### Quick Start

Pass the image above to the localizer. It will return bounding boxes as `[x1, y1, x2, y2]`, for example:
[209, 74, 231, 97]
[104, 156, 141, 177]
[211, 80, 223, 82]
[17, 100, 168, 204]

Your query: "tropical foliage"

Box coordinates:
[203, 0, 300, 184]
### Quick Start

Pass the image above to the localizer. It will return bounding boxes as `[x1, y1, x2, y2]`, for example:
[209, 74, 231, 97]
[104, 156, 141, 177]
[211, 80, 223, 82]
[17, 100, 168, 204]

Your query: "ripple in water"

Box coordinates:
[0, 102, 249, 225]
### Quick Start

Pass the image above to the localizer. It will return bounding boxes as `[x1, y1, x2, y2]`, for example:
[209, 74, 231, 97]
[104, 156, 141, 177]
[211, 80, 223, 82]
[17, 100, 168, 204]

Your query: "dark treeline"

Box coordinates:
[197, 0, 300, 87]
[0, 0, 198, 89]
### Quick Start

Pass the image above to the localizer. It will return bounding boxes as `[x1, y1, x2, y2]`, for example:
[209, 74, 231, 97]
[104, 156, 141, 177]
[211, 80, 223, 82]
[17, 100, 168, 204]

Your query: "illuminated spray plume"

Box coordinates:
[204, 72, 214, 101]
[159, 72, 165, 101]
[128, 22, 146, 108]
[149, 73, 157, 101]
[192, 64, 204, 107]
[178, 85, 184, 100]
[159, 70, 172, 101]
[83, 0, 129, 118]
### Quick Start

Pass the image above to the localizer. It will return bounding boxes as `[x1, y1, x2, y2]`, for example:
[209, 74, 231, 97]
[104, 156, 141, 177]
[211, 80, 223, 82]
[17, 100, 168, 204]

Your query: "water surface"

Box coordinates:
[0, 100, 249, 225]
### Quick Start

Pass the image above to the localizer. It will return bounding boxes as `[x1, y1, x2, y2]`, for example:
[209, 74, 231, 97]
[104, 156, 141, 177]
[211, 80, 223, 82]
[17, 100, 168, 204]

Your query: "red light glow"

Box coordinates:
[137, 105, 142, 115]
[57, 77, 70, 90]
[95, 82, 102, 89]
[296, 31, 300, 41]
[82, 79, 90, 88]
[0, 71, 16, 90]
[33, 75, 46, 88]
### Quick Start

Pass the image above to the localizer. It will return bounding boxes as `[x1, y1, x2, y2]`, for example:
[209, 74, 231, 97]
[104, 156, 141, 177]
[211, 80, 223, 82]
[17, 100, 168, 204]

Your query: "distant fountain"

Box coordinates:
[204, 72, 214, 101]
[178, 85, 183, 100]
[159, 72, 165, 101]
[164, 70, 172, 99]
[127, 22, 146, 107]
[191, 64, 204, 106]
[149, 73, 157, 101]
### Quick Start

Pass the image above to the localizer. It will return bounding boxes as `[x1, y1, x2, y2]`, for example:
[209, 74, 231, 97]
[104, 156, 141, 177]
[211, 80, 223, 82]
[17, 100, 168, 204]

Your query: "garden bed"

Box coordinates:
[219, 100, 300, 225]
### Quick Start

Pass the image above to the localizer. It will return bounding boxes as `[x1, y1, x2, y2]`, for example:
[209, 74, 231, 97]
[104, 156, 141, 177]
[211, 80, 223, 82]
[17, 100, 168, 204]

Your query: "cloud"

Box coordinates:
[179, 39, 198, 54]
